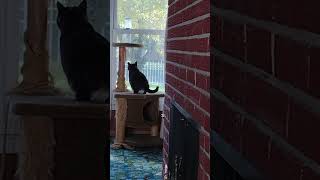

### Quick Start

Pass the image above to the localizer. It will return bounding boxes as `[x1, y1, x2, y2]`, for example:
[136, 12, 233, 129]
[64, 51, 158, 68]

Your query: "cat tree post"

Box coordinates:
[11, 0, 59, 95]
[112, 43, 143, 92]
[8, 0, 58, 180]
[112, 43, 142, 149]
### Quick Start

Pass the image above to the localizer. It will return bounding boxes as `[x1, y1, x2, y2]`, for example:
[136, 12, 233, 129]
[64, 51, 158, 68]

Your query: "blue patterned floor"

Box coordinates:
[110, 144, 163, 180]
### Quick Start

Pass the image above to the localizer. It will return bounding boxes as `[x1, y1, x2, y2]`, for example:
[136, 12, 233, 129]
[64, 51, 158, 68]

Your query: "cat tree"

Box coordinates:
[111, 43, 164, 149]
[2, 1, 108, 180]
[112, 43, 143, 149]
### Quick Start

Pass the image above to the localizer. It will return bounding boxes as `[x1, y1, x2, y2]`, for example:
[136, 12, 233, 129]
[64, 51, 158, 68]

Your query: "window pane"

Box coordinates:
[114, 32, 166, 92]
[117, 0, 168, 30]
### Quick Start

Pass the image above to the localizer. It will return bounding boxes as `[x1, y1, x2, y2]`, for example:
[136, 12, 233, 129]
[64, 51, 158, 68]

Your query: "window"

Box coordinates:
[110, 0, 168, 108]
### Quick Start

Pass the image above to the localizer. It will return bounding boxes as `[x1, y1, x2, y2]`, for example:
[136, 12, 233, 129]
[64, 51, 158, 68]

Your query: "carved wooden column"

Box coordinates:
[112, 43, 142, 92]
[9, 0, 58, 180]
[111, 43, 142, 149]
[11, 0, 59, 95]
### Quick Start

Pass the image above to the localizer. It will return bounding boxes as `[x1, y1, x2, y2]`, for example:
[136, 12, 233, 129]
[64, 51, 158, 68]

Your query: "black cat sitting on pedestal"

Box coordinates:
[57, 0, 110, 101]
[128, 62, 159, 94]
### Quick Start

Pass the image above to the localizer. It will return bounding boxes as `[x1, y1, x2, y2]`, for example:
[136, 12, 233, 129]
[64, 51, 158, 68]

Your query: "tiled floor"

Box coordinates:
[110, 144, 163, 180]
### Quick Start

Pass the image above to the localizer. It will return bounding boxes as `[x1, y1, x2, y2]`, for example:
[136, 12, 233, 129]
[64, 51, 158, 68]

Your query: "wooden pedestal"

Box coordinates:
[10, 95, 109, 180]
[112, 92, 164, 149]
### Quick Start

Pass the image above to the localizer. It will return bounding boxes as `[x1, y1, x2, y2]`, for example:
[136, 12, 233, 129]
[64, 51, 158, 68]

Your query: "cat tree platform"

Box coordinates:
[112, 92, 164, 149]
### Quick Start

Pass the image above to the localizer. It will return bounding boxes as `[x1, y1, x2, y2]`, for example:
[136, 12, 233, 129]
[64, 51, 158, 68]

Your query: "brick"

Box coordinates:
[176, 66, 187, 80]
[167, 12, 184, 28]
[246, 0, 275, 21]
[274, 36, 309, 90]
[296, 3, 320, 34]
[212, 15, 223, 50]
[163, 128, 170, 145]
[211, 57, 223, 91]
[185, 85, 201, 105]
[167, 53, 210, 72]
[230, 0, 250, 15]
[212, 101, 242, 151]
[199, 149, 210, 174]
[215, 60, 245, 105]
[192, 107, 209, 131]
[245, 75, 289, 137]
[221, 20, 245, 61]
[166, 63, 175, 74]
[241, 119, 270, 174]
[168, 0, 191, 17]
[221, 109, 242, 152]
[308, 48, 320, 98]
[163, 113, 170, 129]
[199, 93, 210, 112]
[184, 98, 195, 116]
[199, 131, 205, 149]
[202, 113, 210, 132]
[197, 166, 204, 180]
[211, 99, 223, 133]
[168, 0, 209, 27]
[174, 91, 185, 107]
[203, 173, 210, 180]
[196, 73, 209, 91]
[186, 69, 195, 84]
[203, 132, 210, 153]
[167, 38, 210, 52]
[301, 167, 320, 180]
[192, 56, 210, 72]
[246, 25, 272, 73]
[167, 17, 210, 38]
[288, 101, 320, 164]
[267, 0, 295, 26]
[166, 73, 184, 94]
[265, 142, 302, 180]
[168, 0, 175, 6]
[182, 0, 210, 21]
[163, 140, 169, 155]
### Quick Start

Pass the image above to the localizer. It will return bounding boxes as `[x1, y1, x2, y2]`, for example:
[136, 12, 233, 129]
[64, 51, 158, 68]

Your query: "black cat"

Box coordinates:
[57, 0, 110, 101]
[128, 62, 159, 94]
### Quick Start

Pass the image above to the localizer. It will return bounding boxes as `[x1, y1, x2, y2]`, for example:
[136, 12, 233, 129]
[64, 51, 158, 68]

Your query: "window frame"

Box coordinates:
[110, 0, 167, 110]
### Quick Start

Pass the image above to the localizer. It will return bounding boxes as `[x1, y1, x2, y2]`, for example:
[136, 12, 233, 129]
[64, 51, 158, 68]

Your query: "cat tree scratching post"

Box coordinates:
[7, 0, 58, 180]
[112, 43, 142, 149]
[11, 0, 59, 96]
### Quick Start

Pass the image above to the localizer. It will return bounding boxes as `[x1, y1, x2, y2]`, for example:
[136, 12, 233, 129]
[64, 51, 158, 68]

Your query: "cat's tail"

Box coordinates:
[147, 86, 159, 93]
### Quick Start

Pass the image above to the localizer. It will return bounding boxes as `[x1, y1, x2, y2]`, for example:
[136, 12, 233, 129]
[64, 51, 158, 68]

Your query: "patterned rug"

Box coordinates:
[110, 144, 163, 180]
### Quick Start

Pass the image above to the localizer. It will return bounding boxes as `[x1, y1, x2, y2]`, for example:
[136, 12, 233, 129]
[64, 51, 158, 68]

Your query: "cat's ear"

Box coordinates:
[128, 62, 130, 65]
[134, 62, 137, 65]
[57, 1, 65, 12]
[79, 0, 87, 11]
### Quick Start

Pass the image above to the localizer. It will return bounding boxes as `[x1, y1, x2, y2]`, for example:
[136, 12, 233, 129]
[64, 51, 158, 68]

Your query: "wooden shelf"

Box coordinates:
[8, 95, 109, 180]
[10, 95, 109, 119]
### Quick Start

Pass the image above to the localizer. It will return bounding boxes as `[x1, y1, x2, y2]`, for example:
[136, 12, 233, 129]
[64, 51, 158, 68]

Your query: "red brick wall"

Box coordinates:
[163, 0, 210, 179]
[212, 0, 320, 179]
